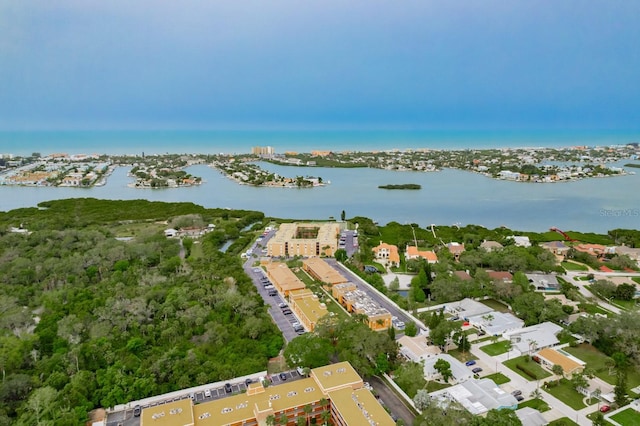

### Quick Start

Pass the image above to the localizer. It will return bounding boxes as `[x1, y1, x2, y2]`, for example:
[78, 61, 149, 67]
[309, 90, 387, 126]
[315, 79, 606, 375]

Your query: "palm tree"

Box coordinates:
[303, 404, 313, 425]
[551, 364, 564, 385]
[278, 413, 288, 425]
[319, 397, 329, 411]
[320, 409, 331, 426]
[266, 414, 276, 426]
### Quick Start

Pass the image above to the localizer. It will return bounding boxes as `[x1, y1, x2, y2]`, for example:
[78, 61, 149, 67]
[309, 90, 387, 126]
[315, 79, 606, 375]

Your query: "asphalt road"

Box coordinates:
[369, 376, 416, 425]
[242, 229, 305, 342]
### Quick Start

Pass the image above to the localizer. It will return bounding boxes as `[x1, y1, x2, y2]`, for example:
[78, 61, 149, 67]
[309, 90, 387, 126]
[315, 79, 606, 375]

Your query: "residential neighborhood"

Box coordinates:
[99, 218, 640, 426]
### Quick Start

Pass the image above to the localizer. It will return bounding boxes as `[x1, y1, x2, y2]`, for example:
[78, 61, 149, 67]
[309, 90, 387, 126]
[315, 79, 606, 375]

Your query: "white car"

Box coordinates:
[204, 389, 211, 398]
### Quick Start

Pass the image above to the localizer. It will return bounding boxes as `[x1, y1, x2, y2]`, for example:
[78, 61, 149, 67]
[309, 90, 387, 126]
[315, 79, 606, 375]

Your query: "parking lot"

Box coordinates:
[243, 229, 309, 342]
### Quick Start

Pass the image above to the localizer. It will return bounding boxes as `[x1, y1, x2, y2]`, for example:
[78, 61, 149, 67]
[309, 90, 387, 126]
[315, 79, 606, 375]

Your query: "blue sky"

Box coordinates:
[1, 1, 639, 131]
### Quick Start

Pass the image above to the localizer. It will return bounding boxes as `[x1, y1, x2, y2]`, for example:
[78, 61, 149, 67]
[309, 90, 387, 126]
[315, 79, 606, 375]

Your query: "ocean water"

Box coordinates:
[1, 129, 639, 156]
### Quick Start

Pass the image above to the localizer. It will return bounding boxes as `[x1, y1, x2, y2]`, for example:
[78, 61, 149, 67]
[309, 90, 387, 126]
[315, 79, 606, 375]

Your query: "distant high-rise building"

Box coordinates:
[251, 146, 275, 156]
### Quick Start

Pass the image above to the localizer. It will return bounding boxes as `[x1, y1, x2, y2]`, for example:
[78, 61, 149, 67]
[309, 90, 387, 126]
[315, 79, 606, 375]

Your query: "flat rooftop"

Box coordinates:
[141, 398, 194, 426]
[303, 257, 348, 285]
[329, 387, 395, 426]
[193, 378, 323, 426]
[311, 361, 363, 393]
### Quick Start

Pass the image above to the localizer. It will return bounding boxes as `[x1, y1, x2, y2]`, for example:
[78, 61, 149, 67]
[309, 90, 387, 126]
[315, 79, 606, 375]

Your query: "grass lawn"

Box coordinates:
[447, 349, 475, 363]
[518, 398, 550, 412]
[632, 277, 640, 285]
[544, 379, 586, 410]
[548, 417, 579, 426]
[426, 381, 451, 393]
[480, 298, 510, 313]
[483, 372, 510, 385]
[480, 340, 512, 356]
[562, 261, 589, 271]
[504, 356, 552, 381]
[587, 412, 615, 425]
[611, 298, 639, 310]
[578, 302, 613, 317]
[564, 344, 640, 389]
[189, 241, 204, 259]
[611, 408, 640, 426]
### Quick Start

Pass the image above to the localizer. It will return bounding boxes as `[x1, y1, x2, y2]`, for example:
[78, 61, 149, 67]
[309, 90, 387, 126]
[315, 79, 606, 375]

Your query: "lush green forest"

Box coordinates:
[0, 199, 282, 425]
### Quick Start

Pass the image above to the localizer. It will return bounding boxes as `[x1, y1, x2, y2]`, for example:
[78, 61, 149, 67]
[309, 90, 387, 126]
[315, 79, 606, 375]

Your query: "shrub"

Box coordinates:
[517, 364, 538, 380]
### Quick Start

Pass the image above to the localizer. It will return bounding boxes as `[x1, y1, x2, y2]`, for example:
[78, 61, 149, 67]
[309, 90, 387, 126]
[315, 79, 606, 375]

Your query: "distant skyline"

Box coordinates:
[1, 1, 639, 131]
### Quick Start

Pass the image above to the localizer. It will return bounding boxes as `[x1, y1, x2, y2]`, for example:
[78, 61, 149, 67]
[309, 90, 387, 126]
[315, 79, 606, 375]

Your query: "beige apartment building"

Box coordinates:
[139, 361, 395, 426]
[289, 288, 329, 332]
[302, 257, 349, 286]
[265, 262, 306, 297]
[267, 223, 341, 258]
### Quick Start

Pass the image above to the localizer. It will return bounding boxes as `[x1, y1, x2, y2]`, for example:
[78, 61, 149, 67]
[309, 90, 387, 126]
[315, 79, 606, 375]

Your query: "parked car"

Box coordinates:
[279, 373, 287, 381]
[472, 367, 483, 374]
[465, 360, 476, 366]
[511, 390, 522, 396]
[133, 405, 141, 417]
[279, 303, 288, 309]
[245, 378, 253, 387]
[600, 405, 610, 413]
[282, 309, 292, 315]
[515, 395, 524, 402]
[204, 389, 211, 398]
[224, 383, 232, 393]
[297, 367, 306, 376]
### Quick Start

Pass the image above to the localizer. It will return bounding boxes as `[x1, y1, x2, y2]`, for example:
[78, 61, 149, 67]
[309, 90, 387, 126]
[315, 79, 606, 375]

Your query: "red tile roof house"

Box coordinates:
[372, 242, 400, 268]
[486, 270, 513, 283]
[446, 242, 465, 261]
[405, 245, 438, 264]
[454, 271, 473, 281]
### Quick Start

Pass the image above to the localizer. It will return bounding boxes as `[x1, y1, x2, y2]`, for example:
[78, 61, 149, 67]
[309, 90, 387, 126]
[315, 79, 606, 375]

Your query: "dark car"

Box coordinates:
[465, 360, 476, 366]
[511, 390, 522, 397]
[133, 405, 141, 417]
[472, 367, 483, 374]
[279, 373, 287, 381]
[515, 395, 524, 402]
[224, 383, 232, 393]
[282, 309, 292, 315]
[245, 378, 253, 387]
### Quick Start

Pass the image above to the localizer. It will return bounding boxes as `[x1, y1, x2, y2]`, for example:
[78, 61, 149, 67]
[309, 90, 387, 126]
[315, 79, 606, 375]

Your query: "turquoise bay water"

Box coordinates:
[1, 163, 638, 234]
[1, 130, 638, 233]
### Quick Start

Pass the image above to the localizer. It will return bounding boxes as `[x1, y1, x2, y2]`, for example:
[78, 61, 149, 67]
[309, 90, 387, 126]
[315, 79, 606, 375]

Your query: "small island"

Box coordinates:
[378, 183, 421, 190]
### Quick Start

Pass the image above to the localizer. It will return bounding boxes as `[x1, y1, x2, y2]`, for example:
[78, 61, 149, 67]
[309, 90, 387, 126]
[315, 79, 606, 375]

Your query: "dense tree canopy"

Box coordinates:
[0, 200, 280, 424]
